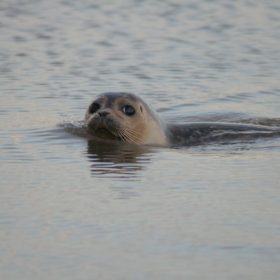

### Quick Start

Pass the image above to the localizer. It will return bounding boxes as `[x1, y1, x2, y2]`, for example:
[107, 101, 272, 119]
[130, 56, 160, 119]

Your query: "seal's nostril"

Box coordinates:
[98, 111, 109, 117]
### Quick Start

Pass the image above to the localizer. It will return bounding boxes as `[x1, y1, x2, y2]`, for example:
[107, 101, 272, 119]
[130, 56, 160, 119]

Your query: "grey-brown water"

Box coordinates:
[1, 1, 280, 279]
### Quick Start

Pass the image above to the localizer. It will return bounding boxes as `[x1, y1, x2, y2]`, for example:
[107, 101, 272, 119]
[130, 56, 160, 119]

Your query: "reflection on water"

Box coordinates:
[86, 139, 154, 179]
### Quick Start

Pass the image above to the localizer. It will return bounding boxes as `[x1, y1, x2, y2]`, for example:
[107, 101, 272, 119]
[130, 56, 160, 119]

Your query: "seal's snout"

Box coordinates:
[98, 110, 110, 118]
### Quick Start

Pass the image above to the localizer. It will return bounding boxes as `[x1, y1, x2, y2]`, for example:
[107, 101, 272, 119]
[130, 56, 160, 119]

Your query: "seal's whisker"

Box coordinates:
[119, 131, 129, 143]
[123, 127, 142, 139]
[120, 135, 127, 142]
[118, 129, 135, 144]
[119, 131, 136, 144]
[118, 128, 142, 144]
[121, 128, 143, 144]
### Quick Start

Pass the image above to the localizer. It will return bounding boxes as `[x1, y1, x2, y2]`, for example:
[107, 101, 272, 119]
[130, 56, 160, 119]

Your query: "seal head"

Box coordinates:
[85, 92, 168, 146]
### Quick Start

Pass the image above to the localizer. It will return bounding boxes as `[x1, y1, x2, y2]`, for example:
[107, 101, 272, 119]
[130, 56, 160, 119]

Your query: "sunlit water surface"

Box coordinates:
[1, 1, 280, 279]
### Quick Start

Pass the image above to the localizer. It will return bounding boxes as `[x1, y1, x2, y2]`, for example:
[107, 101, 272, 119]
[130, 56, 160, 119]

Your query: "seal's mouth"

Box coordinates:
[86, 116, 123, 141]
[94, 128, 122, 141]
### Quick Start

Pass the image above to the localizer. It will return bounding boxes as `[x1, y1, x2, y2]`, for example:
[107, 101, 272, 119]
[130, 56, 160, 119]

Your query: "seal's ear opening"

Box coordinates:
[140, 105, 143, 113]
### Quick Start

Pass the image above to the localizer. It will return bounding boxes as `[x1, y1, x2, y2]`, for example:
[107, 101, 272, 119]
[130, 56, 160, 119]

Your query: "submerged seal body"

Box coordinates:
[85, 92, 280, 147]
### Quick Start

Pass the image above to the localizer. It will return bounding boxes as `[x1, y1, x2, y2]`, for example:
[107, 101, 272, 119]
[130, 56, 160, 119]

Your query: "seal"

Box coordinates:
[85, 92, 280, 147]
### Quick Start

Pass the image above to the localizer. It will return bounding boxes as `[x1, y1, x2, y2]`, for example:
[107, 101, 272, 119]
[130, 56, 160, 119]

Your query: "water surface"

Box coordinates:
[1, 1, 280, 279]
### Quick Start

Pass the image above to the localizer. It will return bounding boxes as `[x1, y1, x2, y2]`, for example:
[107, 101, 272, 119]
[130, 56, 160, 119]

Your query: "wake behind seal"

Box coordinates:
[84, 92, 280, 147]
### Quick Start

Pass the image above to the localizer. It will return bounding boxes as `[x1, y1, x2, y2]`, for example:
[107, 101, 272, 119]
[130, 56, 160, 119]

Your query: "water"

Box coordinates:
[1, 1, 280, 279]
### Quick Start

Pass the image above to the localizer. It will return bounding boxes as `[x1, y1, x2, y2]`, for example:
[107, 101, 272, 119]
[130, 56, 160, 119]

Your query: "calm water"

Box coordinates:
[1, 1, 280, 279]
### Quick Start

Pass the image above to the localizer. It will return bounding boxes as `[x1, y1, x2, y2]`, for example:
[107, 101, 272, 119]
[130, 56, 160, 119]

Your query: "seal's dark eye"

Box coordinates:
[122, 105, 135, 116]
[89, 102, 100, 114]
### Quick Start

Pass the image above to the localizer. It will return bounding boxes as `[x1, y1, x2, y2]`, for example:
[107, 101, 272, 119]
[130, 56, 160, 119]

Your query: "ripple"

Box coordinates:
[59, 121, 88, 138]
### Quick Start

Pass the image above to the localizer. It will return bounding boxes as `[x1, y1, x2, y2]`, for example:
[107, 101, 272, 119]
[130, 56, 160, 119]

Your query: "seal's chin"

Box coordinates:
[94, 127, 121, 141]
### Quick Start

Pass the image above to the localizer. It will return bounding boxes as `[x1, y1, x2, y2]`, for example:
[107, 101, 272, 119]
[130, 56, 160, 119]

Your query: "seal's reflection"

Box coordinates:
[86, 139, 154, 179]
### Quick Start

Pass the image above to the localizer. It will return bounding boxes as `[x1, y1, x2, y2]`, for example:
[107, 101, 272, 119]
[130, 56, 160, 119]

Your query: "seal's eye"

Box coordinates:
[122, 105, 135, 116]
[89, 102, 100, 114]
